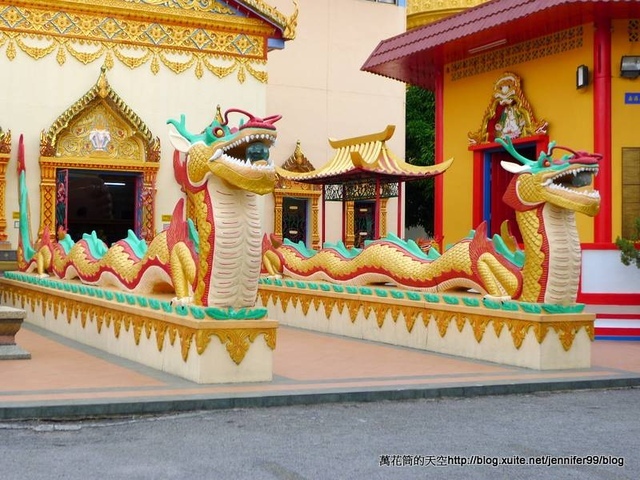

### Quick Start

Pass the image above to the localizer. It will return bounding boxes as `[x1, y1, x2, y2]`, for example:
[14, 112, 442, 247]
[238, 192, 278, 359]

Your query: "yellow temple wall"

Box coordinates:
[611, 19, 640, 238]
[441, 25, 596, 244]
[267, 0, 407, 242]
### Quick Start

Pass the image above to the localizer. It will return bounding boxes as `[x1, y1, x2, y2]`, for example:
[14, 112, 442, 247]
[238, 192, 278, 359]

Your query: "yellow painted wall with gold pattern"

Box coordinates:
[611, 19, 640, 238]
[441, 25, 597, 244]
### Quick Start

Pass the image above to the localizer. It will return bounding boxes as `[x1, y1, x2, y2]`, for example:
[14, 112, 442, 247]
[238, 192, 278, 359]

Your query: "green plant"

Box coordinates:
[615, 217, 640, 268]
[405, 85, 436, 234]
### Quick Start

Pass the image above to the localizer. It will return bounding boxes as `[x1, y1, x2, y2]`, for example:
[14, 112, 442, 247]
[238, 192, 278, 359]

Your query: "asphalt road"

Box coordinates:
[0, 388, 637, 480]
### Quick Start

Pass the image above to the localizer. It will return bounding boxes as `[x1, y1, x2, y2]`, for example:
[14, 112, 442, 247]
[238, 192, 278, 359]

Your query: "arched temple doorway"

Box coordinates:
[39, 67, 160, 243]
[274, 141, 321, 250]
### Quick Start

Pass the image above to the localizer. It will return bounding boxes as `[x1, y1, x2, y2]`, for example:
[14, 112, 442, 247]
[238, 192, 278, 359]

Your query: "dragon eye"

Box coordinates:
[543, 160, 550, 167]
[213, 127, 225, 138]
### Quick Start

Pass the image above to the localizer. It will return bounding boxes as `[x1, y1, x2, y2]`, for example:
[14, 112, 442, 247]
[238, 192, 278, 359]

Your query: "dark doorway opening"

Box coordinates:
[488, 145, 536, 244]
[282, 197, 308, 245]
[354, 201, 375, 248]
[66, 170, 137, 245]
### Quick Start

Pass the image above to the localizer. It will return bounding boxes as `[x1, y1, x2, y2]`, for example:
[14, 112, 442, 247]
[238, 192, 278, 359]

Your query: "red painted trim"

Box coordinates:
[577, 292, 640, 305]
[397, 182, 402, 237]
[593, 17, 612, 243]
[596, 313, 640, 320]
[596, 327, 640, 336]
[434, 72, 445, 250]
[468, 134, 549, 152]
[321, 188, 326, 245]
[341, 194, 346, 244]
[374, 178, 381, 239]
[472, 151, 483, 228]
[581, 243, 618, 250]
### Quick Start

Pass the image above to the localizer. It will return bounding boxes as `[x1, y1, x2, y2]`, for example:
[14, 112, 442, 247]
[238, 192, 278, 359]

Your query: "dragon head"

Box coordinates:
[168, 106, 281, 195]
[497, 137, 601, 217]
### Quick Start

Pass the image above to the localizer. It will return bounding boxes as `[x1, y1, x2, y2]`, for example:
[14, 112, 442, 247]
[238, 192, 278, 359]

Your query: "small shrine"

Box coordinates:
[276, 125, 452, 248]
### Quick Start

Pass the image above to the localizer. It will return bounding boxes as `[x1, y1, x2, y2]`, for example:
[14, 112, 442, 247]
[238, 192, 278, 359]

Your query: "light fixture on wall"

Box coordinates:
[468, 39, 507, 55]
[620, 56, 640, 78]
[576, 65, 589, 89]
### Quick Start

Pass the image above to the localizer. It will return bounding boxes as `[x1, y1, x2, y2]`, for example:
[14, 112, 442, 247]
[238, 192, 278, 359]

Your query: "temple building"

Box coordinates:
[0, 0, 406, 261]
[363, 0, 640, 334]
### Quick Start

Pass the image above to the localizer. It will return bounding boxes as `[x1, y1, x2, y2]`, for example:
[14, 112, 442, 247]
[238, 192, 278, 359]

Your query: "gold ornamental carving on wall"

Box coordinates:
[259, 287, 594, 352]
[0, 1, 299, 81]
[1, 282, 276, 365]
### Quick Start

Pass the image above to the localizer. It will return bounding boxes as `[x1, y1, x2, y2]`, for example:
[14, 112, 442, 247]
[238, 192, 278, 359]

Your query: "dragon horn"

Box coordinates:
[166, 114, 192, 140]
[496, 137, 536, 166]
[214, 105, 225, 125]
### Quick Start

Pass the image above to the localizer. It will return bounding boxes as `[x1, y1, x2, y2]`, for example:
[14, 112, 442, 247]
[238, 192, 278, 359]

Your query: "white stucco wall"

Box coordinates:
[267, 0, 407, 243]
[0, 49, 267, 247]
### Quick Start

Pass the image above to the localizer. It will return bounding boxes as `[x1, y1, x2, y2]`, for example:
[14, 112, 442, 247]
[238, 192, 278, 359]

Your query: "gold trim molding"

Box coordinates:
[258, 288, 594, 352]
[406, 0, 489, 30]
[0, 127, 10, 242]
[0, 0, 299, 80]
[1, 281, 277, 365]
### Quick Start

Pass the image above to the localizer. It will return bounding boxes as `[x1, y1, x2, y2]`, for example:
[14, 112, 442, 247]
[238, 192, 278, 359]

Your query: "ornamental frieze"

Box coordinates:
[0, 1, 298, 81]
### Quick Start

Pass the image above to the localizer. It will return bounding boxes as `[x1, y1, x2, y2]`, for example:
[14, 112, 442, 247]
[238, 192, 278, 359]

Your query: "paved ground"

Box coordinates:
[1, 322, 639, 420]
[0, 388, 637, 479]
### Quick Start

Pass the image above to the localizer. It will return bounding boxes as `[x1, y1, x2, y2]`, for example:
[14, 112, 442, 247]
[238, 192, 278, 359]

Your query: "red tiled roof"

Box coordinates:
[362, 0, 640, 89]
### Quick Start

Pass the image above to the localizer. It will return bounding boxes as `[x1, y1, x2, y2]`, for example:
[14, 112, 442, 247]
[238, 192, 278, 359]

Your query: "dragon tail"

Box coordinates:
[16, 134, 36, 270]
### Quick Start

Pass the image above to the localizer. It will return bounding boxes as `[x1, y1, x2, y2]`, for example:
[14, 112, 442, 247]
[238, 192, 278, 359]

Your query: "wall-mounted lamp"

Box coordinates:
[576, 65, 589, 89]
[620, 56, 640, 79]
[468, 39, 507, 55]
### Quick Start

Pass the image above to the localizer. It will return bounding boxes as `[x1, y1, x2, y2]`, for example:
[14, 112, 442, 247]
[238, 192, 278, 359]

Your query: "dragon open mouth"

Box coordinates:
[213, 134, 276, 170]
[208, 129, 278, 195]
[542, 166, 600, 199]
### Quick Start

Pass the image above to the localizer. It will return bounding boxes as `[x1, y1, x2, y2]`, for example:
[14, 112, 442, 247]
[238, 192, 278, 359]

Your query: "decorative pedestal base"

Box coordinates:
[258, 279, 594, 370]
[0, 246, 18, 272]
[0, 305, 31, 360]
[0, 276, 277, 384]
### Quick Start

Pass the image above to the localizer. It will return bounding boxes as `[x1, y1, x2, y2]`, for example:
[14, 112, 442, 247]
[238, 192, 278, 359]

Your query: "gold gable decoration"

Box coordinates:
[276, 140, 320, 190]
[41, 66, 160, 162]
[468, 72, 548, 145]
[0, 0, 298, 80]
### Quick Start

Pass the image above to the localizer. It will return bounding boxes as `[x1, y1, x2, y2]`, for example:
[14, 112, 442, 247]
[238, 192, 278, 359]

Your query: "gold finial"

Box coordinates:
[97, 65, 110, 98]
[215, 105, 224, 124]
[294, 140, 303, 164]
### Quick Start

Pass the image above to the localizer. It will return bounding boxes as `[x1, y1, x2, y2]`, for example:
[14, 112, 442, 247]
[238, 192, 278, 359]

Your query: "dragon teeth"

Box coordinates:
[219, 152, 274, 171]
[547, 183, 599, 198]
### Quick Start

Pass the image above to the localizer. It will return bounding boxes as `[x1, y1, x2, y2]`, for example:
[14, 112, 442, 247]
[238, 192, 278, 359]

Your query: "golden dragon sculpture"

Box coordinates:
[17, 106, 280, 308]
[263, 137, 601, 305]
